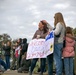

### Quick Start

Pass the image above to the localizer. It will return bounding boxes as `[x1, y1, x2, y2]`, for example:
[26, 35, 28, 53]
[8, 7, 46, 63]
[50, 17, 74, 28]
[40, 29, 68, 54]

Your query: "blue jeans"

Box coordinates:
[30, 58, 46, 73]
[0, 58, 7, 70]
[54, 43, 63, 75]
[5, 56, 10, 69]
[47, 54, 53, 75]
[64, 57, 74, 75]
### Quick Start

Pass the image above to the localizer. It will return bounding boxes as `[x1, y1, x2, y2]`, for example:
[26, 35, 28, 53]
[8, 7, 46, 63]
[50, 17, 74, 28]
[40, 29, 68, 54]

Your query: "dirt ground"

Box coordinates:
[2, 70, 48, 75]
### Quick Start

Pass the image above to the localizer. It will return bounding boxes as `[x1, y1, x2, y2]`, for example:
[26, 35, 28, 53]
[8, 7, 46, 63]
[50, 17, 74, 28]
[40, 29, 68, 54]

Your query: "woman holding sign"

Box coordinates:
[41, 20, 53, 75]
[53, 12, 66, 75]
[29, 20, 49, 75]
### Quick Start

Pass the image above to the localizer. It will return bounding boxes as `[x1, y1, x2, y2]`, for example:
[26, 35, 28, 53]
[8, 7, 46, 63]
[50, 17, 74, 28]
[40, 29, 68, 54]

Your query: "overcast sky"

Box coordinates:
[0, 0, 76, 42]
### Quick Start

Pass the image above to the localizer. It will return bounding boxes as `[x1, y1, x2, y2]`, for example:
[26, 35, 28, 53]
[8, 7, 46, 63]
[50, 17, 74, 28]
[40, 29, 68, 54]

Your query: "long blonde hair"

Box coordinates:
[54, 12, 66, 28]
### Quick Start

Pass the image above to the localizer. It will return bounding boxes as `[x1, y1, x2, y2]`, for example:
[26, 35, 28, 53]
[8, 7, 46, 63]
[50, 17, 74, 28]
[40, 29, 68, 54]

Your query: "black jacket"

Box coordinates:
[21, 38, 28, 55]
[3, 45, 11, 56]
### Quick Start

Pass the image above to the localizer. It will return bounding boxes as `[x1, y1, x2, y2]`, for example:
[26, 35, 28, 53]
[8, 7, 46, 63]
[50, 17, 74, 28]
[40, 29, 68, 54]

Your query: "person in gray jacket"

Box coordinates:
[53, 12, 66, 75]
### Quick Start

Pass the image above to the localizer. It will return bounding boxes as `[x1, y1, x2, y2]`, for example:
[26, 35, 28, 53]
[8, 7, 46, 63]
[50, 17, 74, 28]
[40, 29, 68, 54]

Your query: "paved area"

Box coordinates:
[2, 70, 48, 75]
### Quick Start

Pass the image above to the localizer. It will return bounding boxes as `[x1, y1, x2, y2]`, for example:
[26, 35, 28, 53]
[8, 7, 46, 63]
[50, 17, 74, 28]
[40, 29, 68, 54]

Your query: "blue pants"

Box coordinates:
[47, 54, 53, 75]
[5, 56, 10, 69]
[64, 57, 74, 75]
[54, 43, 63, 75]
[30, 58, 46, 73]
[0, 59, 7, 70]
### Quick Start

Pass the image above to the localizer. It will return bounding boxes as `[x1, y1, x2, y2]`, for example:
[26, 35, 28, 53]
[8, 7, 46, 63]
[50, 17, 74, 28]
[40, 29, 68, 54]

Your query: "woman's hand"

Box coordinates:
[36, 35, 40, 39]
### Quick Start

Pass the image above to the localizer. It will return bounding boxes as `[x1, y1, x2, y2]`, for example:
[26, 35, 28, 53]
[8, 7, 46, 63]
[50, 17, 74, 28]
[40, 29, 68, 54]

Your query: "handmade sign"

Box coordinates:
[26, 31, 54, 59]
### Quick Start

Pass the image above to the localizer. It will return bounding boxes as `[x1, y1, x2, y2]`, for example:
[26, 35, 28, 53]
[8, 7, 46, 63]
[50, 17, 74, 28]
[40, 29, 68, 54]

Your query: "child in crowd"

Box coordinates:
[62, 27, 75, 75]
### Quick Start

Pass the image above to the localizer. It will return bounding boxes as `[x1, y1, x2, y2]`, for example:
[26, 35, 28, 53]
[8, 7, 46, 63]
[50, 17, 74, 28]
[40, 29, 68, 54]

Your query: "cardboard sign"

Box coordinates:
[26, 31, 54, 59]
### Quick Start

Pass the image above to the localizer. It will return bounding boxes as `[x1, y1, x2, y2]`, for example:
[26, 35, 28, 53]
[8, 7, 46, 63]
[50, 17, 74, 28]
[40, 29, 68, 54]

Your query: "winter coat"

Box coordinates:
[62, 36, 75, 57]
[21, 38, 28, 55]
[3, 45, 11, 56]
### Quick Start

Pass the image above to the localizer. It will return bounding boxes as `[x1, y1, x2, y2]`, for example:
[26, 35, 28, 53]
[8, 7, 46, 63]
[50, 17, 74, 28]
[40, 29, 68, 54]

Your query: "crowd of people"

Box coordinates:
[0, 12, 76, 75]
[0, 38, 30, 73]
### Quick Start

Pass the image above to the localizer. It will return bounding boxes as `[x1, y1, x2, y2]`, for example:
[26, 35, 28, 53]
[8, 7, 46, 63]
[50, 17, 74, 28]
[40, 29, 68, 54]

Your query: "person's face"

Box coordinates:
[38, 22, 44, 30]
[2, 42, 4, 45]
[7, 41, 11, 46]
[15, 42, 18, 46]
[17, 39, 20, 43]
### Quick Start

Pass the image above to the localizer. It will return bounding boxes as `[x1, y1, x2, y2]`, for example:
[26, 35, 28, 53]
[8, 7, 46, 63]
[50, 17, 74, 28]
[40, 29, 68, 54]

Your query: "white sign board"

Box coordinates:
[26, 31, 54, 59]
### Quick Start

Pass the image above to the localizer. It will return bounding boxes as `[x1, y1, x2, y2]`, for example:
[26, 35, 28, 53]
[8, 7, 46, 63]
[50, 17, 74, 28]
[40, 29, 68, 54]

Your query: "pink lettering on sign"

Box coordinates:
[32, 53, 36, 57]
[37, 52, 44, 57]
[29, 41, 44, 46]
[27, 52, 44, 59]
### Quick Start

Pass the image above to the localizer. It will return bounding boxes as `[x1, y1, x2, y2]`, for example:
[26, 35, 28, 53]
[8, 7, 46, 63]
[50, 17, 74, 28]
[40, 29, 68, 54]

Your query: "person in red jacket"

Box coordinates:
[62, 27, 75, 75]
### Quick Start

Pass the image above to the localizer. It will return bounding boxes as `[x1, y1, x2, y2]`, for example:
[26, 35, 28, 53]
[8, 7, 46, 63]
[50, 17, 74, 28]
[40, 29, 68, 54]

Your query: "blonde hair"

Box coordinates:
[54, 12, 66, 28]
